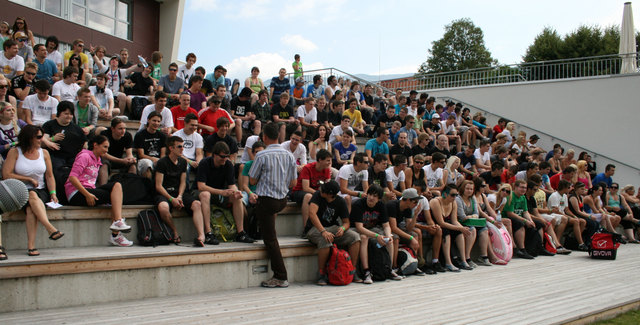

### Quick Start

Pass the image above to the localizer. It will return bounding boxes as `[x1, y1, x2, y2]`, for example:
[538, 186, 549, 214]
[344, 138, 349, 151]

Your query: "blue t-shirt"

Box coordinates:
[592, 173, 612, 188]
[394, 126, 418, 145]
[205, 73, 225, 90]
[35, 58, 58, 85]
[333, 142, 357, 162]
[306, 84, 324, 98]
[270, 77, 290, 97]
[365, 138, 389, 157]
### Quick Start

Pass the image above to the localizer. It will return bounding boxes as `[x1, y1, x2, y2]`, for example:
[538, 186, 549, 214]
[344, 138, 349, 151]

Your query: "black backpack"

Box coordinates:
[130, 97, 150, 120]
[137, 209, 173, 246]
[367, 238, 392, 281]
[524, 226, 542, 257]
[110, 173, 154, 205]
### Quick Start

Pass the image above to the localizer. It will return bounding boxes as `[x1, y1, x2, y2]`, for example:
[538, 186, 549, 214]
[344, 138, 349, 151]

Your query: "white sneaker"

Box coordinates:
[109, 233, 133, 247]
[110, 219, 131, 232]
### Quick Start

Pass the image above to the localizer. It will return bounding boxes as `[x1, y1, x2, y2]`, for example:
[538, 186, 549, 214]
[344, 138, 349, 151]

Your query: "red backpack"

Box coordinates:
[325, 244, 355, 285]
[589, 232, 621, 260]
[543, 233, 557, 255]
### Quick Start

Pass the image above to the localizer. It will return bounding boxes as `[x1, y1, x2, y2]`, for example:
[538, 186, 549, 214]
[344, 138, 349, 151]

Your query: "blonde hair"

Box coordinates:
[506, 122, 515, 130]
[0, 101, 19, 135]
[498, 183, 513, 207]
[577, 160, 587, 171]
[445, 155, 460, 171]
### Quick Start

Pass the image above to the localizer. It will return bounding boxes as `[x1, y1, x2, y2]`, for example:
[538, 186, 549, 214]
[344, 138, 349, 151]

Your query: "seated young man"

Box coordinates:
[529, 174, 572, 254]
[385, 154, 407, 199]
[338, 152, 370, 210]
[387, 188, 426, 276]
[524, 179, 567, 256]
[197, 141, 255, 243]
[133, 111, 166, 166]
[411, 192, 445, 273]
[328, 115, 356, 146]
[155, 136, 207, 245]
[137, 91, 173, 134]
[290, 149, 332, 234]
[350, 184, 403, 284]
[503, 179, 537, 259]
[98, 117, 136, 185]
[230, 87, 259, 143]
[306, 180, 361, 285]
[42, 101, 87, 170]
[238, 141, 266, 209]
[548, 179, 588, 251]
[203, 116, 239, 161]
[281, 131, 307, 173]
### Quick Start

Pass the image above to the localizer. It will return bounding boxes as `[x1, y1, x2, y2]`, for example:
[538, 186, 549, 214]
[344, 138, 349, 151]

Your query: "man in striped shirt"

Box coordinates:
[249, 122, 297, 288]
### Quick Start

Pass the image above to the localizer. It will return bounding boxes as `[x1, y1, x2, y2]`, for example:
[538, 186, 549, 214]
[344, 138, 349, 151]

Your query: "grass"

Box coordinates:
[593, 309, 640, 324]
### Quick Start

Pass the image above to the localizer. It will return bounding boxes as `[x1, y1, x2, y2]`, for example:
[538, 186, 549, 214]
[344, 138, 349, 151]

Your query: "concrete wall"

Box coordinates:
[425, 74, 640, 185]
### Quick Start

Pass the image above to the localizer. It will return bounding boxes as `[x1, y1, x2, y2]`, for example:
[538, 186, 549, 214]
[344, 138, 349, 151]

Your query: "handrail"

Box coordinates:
[283, 68, 395, 94]
[438, 95, 640, 173]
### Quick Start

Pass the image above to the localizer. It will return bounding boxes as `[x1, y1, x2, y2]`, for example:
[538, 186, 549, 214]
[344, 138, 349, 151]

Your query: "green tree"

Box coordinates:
[417, 18, 496, 74]
[523, 27, 563, 62]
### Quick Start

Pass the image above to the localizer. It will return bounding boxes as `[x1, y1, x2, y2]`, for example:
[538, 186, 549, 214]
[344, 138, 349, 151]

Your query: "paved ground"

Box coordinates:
[3, 244, 640, 325]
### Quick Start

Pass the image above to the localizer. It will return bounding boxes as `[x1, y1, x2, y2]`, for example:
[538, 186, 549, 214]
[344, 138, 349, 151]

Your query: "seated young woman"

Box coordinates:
[430, 184, 471, 272]
[2, 125, 64, 257]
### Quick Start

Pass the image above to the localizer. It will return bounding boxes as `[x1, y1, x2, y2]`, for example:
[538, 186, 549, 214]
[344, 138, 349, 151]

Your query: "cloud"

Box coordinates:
[281, 34, 318, 52]
[375, 65, 420, 75]
[224, 52, 324, 82]
[188, 0, 219, 12]
[224, 0, 272, 19]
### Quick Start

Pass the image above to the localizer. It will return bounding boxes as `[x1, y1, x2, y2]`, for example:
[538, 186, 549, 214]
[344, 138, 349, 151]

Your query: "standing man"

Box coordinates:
[249, 122, 297, 288]
[292, 54, 303, 79]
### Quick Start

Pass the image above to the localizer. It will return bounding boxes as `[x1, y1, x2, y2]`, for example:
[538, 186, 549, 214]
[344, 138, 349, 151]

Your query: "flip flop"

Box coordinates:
[0, 246, 7, 260]
[28, 248, 40, 256]
[173, 236, 181, 244]
[193, 238, 205, 247]
[49, 231, 64, 241]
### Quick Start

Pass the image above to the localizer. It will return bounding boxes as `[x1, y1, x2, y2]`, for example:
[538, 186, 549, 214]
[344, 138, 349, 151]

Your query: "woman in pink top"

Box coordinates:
[576, 160, 592, 189]
[65, 135, 133, 246]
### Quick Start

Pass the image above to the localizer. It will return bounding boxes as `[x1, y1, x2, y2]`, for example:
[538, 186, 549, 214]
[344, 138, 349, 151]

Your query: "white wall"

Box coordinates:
[158, 0, 186, 74]
[424, 74, 640, 185]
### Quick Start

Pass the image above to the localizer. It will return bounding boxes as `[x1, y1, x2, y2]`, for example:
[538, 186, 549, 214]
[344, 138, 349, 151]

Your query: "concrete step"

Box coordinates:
[0, 236, 316, 313]
[1, 203, 303, 250]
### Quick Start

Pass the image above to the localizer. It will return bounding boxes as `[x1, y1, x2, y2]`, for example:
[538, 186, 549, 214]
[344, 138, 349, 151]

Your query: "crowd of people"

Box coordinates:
[1, 17, 640, 289]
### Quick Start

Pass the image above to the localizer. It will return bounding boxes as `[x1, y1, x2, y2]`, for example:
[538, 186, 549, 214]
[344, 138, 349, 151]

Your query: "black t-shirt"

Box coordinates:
[196, 156, 235, 189]
[133, 129, 167, 158]
[428, 146, 451, 159]
[480, 171, 501, 190]
[9, 75, 36, 98]
[304, 191, 348, 232]
[378, 114, 399, 129]
[390, 144, 412, 160]
[126, 72, 154, 96]
[350, 198, 388, 229]
[203, 133, 238, 154]
[156, 156, 187, 197]
[102, 128, 132, 158]
[427, 121, 441, 133]
[364, 93, 374, 106]
[41, 119, 87, 163]
[271, 102, 294, 121]
[526, 195, 538, 214]
[457, 152, 476, 168]
[230, 97, 252, 119]
[412, 144, 431, 158]
[317, 109, 328, 125]
[362, 165, 386, 189]
[385, 200, 413, 224]
[327, 109, 342, 126]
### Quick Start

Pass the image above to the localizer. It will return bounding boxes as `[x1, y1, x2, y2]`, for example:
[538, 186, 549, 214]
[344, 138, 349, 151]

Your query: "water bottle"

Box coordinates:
[376, 236, 390, 248]
[138, 55, 148, 68]
[496, 211, 502, 222]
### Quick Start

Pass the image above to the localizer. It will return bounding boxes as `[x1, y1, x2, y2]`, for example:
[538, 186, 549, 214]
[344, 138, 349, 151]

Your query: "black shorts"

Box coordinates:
[24, 188, 50, 211]
[154, 192, 197, 215]
[103, 159, 131, 174]
[442, 227, 463, 239]
[289, 190, 311, 205]
[68, 182, 117, 206]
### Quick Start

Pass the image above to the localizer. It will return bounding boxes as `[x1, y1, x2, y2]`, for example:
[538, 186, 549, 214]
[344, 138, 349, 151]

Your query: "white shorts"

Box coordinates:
[540, 213, 563, 224]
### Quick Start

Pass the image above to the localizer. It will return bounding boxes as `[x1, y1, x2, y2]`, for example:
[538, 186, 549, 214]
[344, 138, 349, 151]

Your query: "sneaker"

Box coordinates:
[109, 233, 133, 247]
[392, 268, 406, 279]
[353, 273, 363, 283]
[235, 231, 257, 243]
[414, 268, 426, 276]
[445, 264, 460, 272]
[423, 266, 437, 275]
[556, 247, 572, 255]
[363, 271, 373, 284]
[474, 257, 492, 266]
[433, 263, 447, 273]
[110, 219, 131, 232]
[316, 272, 328, 286]
[390, 269, 403, 281]
[577, 243, 589, 251]
[466, 259, 478, 268]
[460, 263, 474, 271]
[261, 277, 289, 288]
[539, 249, 555, 256]
[204, 232, 220, 245]
[516, 249, 535, 259]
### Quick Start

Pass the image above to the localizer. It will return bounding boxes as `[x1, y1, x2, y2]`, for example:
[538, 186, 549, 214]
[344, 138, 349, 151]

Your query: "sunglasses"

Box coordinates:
[17, 38, 27, 42]
[36, 135, 43, 139]
[72, 57, 80, 61]
[414, 161, 424, 164]
[25, 71, 36, 76]
[176, 145, 183, 148]
[502, 189, 511, 194]
[216, 153, 230, 159]
[611, 186, 618, 189]
[449, 193, 459, 197]
[0, 85, 7, 89]
[169, 68, 178, 72]
[16, 21, 24, 25]
[362, 161, 370, 164]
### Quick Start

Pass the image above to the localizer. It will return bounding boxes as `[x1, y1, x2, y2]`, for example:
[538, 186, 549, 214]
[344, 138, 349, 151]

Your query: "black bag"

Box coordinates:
[130, 97, 150, 120]
[137, 209, 173, 246]
[367, 238, 392, 281]
[110, 173, 154, 205]
[582, 218, 601, 247]
[589, 230, 622, 260]
[524, 226, 542, 257]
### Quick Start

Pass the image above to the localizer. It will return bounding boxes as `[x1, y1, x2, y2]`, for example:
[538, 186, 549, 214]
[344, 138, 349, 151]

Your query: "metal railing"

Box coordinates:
[283, 68, 394, 93]
[404, 52, 640, 91]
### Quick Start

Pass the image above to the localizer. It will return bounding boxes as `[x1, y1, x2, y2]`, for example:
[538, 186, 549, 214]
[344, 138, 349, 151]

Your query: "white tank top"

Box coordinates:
[14, 147, 46, 189]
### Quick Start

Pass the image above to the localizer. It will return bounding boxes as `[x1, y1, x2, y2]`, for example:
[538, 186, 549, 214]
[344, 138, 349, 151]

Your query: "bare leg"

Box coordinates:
[359, 234, 369, 269]
[478, 229, 489, 256]
[317, 247, 330, 273]
[25, 208, 38, 250]
[300, 193, 312, 228]
[442, 235, 453, 265]
[464, 227, 476, 260]
[199, 191, 212, 234]
[231, 195, 246, 233]
[348, 240, 361, 268]
[110, 182, 123, 222]
[157, 201, 178, 238]
[191, 200, 205, 242]
[98, 164, 109, 186]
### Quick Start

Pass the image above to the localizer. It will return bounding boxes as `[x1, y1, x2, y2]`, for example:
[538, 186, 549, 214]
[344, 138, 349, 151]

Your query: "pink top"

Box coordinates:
[64, 149, 102, 200]
[577, 176, 590, 189]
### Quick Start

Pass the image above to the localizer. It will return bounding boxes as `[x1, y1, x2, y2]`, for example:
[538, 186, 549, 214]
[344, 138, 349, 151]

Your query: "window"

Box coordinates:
[10, 0, 131, 40]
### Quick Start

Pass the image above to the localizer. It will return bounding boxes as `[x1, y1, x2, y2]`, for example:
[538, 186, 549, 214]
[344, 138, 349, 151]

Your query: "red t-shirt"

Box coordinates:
[501, 169, 515, 185]
[549, 173, 564, 190]
[292, 162, 331, 192]
[198, 108, 233, 136]
[492, 125, 504, 141]
[170, 105, 198, 131]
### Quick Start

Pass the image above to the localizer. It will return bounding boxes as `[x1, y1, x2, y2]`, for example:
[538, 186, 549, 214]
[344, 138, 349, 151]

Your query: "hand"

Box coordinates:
[376, 235, 387, 246]
[526, 220, 535, 228]
[85, 193, 99, 206]
[29, 178, 39, 188]
[172, 197, 184, 209]
[50, 193, 58, 204]
[189, 160, 199, 168]
[321, 230, 335, 243]
[409, 238, 419, 252]
[249, 192, 258, 204]
[460, 227, 472, 236]
[233, 190, 243, 200]
[124, 157, 137, 165]
[82, 127, 91, 135]
[46, 141, 60, 150]
[495, 220, 503, 228]
[335, 227, 344, 237]
[53, 132, 65, 142]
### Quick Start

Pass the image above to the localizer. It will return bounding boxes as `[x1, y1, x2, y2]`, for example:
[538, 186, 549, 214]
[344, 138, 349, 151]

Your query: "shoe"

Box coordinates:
[417, 255, 426, 268]
[516, 249, 535, 259]
[0, 246, 7, 260]
[414, 268, 426, 276]
[110, 219, 131, 233]
[491, 259, 507, 265]
[205, 232, 220, 245]
[363, 271, 373, 284]
[109, 233, 133, 247]
[628, 239, 640, 244]
[193, 237, 205, 247]
[300, 231, 308, 239]
[235, 231, 257, 243]
[460, 263, 474, 271]
[445, 264, 460, 272]
[452, 256, 463, 269]
[27, 248, 40, 256]
[316, 272, 328, 286]
[353, 273, 363, 283]
[466, 259, 478, 268]
[474, 257, 492, 266]
[49, 230, 64, 240]
[261, 277, 289, 288]
[423, 266, 437, 275]
[556, 247, 572, 255]
[577, 243, 589, 251]
[390, 269, 403, 281]
[620, 237, 628, 244]
[433, 263, 447, 273]
[539, 249, 555, 256]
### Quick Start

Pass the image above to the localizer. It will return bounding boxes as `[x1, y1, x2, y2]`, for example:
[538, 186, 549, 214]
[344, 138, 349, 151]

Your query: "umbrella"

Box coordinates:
[620, 2, 637, 74]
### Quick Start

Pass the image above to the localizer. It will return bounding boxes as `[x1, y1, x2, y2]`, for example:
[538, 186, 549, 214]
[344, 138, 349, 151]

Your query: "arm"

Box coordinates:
[389, 217, 419, 251]
[339, 177, 365, 198]
[2, 148, 39, 188]
[136, 148, 159, 164]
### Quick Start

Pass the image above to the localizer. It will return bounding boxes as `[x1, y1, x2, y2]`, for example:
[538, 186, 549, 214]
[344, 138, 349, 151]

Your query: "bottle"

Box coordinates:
[138, 55, 148, 68]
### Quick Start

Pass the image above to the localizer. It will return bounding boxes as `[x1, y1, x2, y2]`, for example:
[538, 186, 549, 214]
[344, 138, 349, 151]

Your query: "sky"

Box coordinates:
[177, 0, 639, 82]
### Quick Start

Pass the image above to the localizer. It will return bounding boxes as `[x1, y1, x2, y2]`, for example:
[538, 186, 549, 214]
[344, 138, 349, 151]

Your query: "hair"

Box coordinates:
[258, 89, 268, 98]
[431, 152, 446, 164]
[74, 87, 91, 98]
[442, 184, 458, 197]
[458, 180, 475, 197]
[558, 179, 572, 191]
[514, 179, 526, 189]
[526, 162, 538, 171]
[154, 91, 167, 101]
[562, 165, 577, 174]
[33, 79, 51, 92]
[445, 155, 460, 171]
[216, 116, 230, 128]
[316, 149, 332, 161]
[576, 160, 587, 171]
[109, 117, 125, 129]
[56, 101, 74, 117]
[45, 35, 59, 49]
[189, 75, 203, 85]
[353, 152, 367, 165]
[212, 141, 230, 155]
[252, 141, 265, 153]
[327, 75, 336, 84]
[195, 66, 206, 75]
[207, 96, 222, 105]
[418, 132, 430, 144]
[33, 43, 45, 52]
[375, 126, 386, 137]
[279, 92, 289, 99]
[367, 184, 384, 199]
[263, 122, 279, 140]
[63, 66, 78, 79]
[527, 180, 539, 190]
[147, 111, 162, 122]
[529, 173, 542, 185]
[151, 51, 163, 64]
[393, 154, 407, 166]
[539, 161, 551, 170]
[16, 124, 41, 153]
[3, 39, 16, 51]
[88, 134, 108, 150]
[372, 153, 387, 164]
[491, 160, 505, 172]
[472, 177, 485, 194]
[168, 62, 178, 70]
[605, 164, 616, 172]
[313, 74, 322, 84]
[239, 87, 253, 98]
[342, 129, 354, 138]
[578, 151, 589, 161]
[182, 113, 197, 125]
[166, 135, 184, 148]
[588, 183, 604, 195]
[185, 53, 196, 61]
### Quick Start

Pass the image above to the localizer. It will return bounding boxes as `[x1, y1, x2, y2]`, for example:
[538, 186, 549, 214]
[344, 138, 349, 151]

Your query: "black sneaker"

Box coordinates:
[516, 249, 535, 259]
[235, 231, 257, 243]
[432, 262, 446, 273]
[577, 243, 589, 251]
[539, 249, 555, 256]
[316, 272, 328, 286]
[414, 268, 426, 276]
[204, 232, 219, 245]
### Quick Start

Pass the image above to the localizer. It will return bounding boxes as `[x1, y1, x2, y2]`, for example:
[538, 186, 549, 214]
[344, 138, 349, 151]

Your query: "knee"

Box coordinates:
[158, 202, 170, 212]
[28, 190, 40, 201]
[199, 191, 210, 201]
[192, 200, 201, 210]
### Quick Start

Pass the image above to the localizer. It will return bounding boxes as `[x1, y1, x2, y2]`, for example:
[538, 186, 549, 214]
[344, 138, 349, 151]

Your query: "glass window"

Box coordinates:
[88, 0, 114, 17]
[72, 4, 86, 25]
[73, 0, 85, 5]
[117, 1, 129, 21]
[88, 12, 114, 35]
[44, 0, 61, 16]
[11, 0, 42, 9]
[115, 21, 129, 40]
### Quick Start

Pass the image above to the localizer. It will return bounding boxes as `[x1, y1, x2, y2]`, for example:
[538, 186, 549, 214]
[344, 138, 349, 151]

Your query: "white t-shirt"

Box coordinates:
[241, 135, 259, 163]
[385, 166, 405, 189]
[547, 192, 569, 213]
[46, 50, 63, 67]
[138, 105, 174, 131]
[0, 52, 25, 79]
[105, 68, 128, 95]
[178, 65, 194, 85]
[423, 165, 443, 188]
[89, 86, 114, 110]
[22, 94, 59, 126]
[51, 80, 80, 103]
[173, 128, 203, 161]
[296, 105, 317, 124]
[487, 194, 507, 211]
[281, 141, 307, 166]
[338, 164, 368, 193]
[329, 125, 354, 145]
[474, 149, 491, 165]
[440, 121, 456, 134]
[413, 196, 430, 216]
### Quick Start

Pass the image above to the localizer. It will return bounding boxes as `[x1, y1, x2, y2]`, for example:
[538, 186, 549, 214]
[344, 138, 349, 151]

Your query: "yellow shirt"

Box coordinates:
[343, 109, 363, 127]
[63, 51, 89, 66]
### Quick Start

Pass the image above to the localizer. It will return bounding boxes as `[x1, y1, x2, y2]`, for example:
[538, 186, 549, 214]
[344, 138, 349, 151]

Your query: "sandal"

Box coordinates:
[0, 246, 7, 260]
[193, 237, 205, 247]
[49, 230, 64, 241]
[173, 235, 181, 244]
[28, 248, 40, 256]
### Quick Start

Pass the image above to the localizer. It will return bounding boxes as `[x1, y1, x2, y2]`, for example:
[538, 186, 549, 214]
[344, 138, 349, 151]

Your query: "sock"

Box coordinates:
[480, 256, 488, 259]
[432, 259, 439, 264]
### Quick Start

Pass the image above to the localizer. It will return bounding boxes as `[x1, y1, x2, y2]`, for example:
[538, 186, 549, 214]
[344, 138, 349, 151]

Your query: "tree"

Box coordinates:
[417, 18, 496, 75]
[523, 27, 563, 62]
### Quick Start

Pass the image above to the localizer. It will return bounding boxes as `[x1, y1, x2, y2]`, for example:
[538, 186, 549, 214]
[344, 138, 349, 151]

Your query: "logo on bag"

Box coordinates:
[592, 250, 612, 257]
[596, 240, 608, 248]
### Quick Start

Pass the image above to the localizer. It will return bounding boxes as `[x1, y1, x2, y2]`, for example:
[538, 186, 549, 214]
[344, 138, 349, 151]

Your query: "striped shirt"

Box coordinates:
[249, 144, 297, 199]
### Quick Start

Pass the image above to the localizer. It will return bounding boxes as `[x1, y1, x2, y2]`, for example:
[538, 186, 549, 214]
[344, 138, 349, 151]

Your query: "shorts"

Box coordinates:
[505, 215, 525, 232]
[24, 188, 50, 211]
[154, 192, 197, 215]
[289, 190, 312, 205]
[442, 227, 464, 239]
[540, 213, 563, 224]
[68, 182, 117, 206]
[307, 225, 360, 249]
[356, 226, 399, 240]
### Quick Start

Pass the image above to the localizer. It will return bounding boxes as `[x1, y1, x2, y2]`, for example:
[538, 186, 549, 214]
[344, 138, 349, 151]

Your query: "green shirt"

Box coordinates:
[504, 193, 528, 217]
[241, 160, 256, 192]
[76, 104, 89, 128]
[292, 61, 303, 79]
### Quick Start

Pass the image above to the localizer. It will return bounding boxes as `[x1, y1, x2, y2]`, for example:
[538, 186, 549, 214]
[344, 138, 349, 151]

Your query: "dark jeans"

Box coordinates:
[257, 196, 288, 280]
